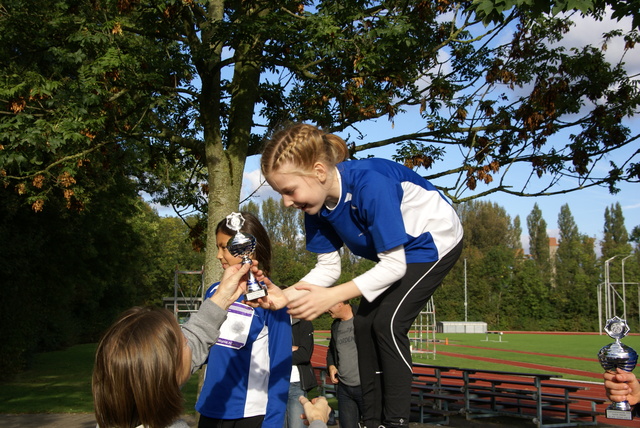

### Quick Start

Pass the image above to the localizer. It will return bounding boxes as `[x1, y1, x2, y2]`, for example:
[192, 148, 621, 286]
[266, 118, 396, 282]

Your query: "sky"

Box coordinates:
[241, 144, 639, 255]
[157, 9, 639, 255]
[237, 10, 640, 255]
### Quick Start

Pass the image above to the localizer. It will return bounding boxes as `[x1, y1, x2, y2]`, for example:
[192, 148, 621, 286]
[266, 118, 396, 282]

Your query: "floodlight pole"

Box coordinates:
[621, 254, 633, 320]
[174, 265, 179, 318]
[598, 282, 604, 335]
[464, 258, 468, 322]
[604, 256, 618, 320]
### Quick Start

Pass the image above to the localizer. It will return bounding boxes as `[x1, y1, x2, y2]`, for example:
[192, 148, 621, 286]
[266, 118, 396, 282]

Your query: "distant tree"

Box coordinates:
[260, 198, 302, 250]
[150, 215, 206, 303]
[512, 215, 524, 253]
[554, 203, 578, 286]
[457, 200, 521, 250]
[631, 226, 640, 288]
[437, 200, 519, 326]
[558, 204, 580, 242]
[551, 204, 599, 329]
[507, 259, 551, 329]
[631, 226, 640, 246]
[240, 200, 261, 219]
[602, 202, 633, 257]
[527, 203, 550, 263]
[478, 246, 520, 328]
[270, 242, 316, 288]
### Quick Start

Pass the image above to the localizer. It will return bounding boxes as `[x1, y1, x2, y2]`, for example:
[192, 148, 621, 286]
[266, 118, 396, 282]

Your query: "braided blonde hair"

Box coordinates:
[261, 124, 349, 178]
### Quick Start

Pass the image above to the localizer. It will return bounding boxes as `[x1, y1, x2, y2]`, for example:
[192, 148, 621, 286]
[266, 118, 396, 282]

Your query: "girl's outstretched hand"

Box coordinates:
[286, 283, 339, 320]
[244, 276, 290, 311]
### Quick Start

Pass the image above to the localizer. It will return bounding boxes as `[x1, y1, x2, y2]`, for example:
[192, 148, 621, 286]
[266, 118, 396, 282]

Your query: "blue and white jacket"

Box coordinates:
[195, 282, 292, 427]
[305, 157, 463, 301]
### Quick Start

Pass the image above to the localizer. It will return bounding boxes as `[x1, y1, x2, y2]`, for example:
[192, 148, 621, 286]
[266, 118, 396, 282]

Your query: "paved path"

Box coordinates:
[0, 413, 628, 427]
[0, 413, 198, 428]
[0, 413, 96, 428]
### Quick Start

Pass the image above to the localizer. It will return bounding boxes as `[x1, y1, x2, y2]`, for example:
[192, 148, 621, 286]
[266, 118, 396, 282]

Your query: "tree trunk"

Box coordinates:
[202, 0, 267, 287]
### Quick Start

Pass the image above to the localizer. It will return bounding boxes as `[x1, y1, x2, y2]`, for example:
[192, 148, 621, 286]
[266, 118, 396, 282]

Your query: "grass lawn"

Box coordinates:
[1, 331, 634, 414]
[0, 343, 201, 414]
[0, 343, 97, 414]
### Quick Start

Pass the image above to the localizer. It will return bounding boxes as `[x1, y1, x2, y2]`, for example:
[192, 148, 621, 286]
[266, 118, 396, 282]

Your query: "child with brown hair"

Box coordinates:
[92, 262, 251, 428]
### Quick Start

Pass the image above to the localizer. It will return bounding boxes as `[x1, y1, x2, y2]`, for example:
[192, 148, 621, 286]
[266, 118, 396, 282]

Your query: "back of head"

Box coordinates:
[92, 307, 184, 428]
[216, 211, 272, 277]
[261, 123, 349, 178]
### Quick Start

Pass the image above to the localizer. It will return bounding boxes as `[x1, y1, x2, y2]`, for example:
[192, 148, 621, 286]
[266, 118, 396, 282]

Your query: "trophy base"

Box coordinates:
[605, 408, 633, 420]
[244, 273, 268, 301]
[245, 288, 267, 301]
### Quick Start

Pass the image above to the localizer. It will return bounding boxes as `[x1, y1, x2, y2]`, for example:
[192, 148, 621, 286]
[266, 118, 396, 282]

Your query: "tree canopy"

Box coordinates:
[1, 0, 638, 284]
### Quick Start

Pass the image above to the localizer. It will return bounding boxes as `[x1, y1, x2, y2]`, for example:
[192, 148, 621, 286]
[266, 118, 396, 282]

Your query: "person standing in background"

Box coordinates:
[327, 301, 363, 428]
[286, 318, 318, 428]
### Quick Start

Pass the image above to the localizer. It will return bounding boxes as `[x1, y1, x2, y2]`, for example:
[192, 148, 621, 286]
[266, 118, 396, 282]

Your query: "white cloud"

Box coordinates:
[241, 168, 279, 203]
[556, 9, 639, 74]
[623, 202, 640, 211]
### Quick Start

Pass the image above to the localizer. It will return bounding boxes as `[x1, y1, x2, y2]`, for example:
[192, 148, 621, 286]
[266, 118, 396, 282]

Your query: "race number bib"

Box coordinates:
[216, 302, 254, 349]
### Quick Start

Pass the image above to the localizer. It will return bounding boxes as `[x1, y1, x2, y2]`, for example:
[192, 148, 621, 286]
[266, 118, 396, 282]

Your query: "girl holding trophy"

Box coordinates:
[196, 212, 292, 428]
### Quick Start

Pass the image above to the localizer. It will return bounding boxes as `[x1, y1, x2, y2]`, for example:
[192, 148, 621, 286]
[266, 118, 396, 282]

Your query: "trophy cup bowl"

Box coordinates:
[598, 316, 638, 420]
[226, 232, 256, 262]
[225, 213, 268, 301]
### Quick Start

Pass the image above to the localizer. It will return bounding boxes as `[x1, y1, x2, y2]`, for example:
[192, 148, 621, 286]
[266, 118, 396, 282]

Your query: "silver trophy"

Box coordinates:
[225, 212, 268, 301]
[598, 316, 638, 420]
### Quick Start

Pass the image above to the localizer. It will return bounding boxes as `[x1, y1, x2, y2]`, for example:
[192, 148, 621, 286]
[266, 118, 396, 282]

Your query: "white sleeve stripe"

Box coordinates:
[299, 251, 341, 287]
[353, 246, 407, 302]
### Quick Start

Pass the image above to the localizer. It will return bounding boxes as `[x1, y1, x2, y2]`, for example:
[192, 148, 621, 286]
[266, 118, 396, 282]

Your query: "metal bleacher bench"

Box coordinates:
[313, 360, 604, 427]
[410, 363, 604, 427]
[313, 366, 336, 398]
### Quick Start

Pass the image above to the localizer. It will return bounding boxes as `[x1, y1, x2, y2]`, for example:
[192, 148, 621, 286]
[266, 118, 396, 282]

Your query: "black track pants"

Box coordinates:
[354, 240, 463, 428]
